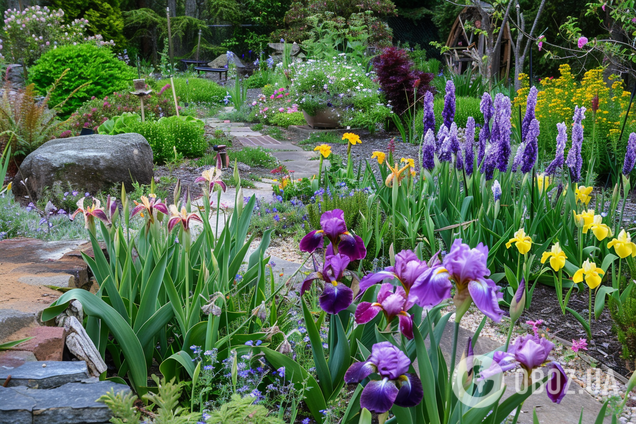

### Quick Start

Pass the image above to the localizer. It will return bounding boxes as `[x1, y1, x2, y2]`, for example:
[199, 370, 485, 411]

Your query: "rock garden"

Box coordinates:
[2, 1, 636, 424]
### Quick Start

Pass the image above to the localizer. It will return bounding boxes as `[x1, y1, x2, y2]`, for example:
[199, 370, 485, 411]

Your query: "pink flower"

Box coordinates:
[538, 41, 543, 51]
[632, 17, 636, 23]
[578, 36, 588, 48]
[526, 319, 544, 336]
[270, 95, 275, 99]
[571, 338, 588, 352]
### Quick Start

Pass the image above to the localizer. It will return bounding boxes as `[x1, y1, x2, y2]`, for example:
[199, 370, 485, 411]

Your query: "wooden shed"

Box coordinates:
[443, 3, 512, 79]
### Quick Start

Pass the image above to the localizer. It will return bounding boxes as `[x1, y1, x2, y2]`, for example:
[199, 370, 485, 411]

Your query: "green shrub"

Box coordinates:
[228, 147, 277, 168]
[29, 43, 137, 117]
[268, 112, 305, 128]
[127, 116, 207, 164]
[148, 77, 226, 104]
[610, 293, 636, 364]
[414, 96, 484, 135]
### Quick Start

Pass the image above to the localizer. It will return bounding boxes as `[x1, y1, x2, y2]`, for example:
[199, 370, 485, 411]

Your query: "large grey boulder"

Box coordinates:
[13, 133, 153, 201]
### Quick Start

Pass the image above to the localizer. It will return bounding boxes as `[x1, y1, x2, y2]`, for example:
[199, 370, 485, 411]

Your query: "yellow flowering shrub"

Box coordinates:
[515, 64, 636, 176]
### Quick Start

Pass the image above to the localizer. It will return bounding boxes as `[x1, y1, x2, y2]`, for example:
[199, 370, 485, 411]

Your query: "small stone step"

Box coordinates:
[0, 361, 88, 389]
[0, 310, 36, 342]
[0, 351, 36, 369]
[0, 380, 130, 424]
[7, 327, 66, 361]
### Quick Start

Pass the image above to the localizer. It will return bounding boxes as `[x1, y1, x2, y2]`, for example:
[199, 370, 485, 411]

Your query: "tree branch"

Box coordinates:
[521, 0, 547, 60]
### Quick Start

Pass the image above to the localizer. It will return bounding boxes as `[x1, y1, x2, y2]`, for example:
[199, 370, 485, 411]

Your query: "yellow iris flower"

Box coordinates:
[572, 259, 605, 289]
[400, 157, 415, 168]
[574, 209, 595, 228]
[385, 162, 410, 187]
[314, 144, 332, 158]
[537, 174, 550, 193]
[607, 229, 636, 258]
[371, 151, 386, 164]
[575, 185, 593, 206]
[342, 132, 361, 145]
[506, 228, 533, 255]
[541, 242, 567, 271]
[582, 215, 611, 241]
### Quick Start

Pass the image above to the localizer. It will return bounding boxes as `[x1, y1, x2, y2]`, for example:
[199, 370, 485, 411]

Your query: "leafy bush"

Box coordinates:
[68, 85, 179, 134]
[267, 111, 305, 128]
[610, 293, 636, 365]
[414, 96, 484, 136]
[0, 6, 114, 66]
[373, 46, 435, 116]
[148, 77, 226, 105]
[228, 147, 277, 168]
[50, 0, 126, 48]
[29, 43, 137, 117]
[126, 116, 207, 164]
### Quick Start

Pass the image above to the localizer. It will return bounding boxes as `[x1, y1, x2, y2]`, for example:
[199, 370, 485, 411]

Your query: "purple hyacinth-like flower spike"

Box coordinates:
[423, 91, 435, 136]
[422, 129, 436, 170]
[299, 209, 366, 260]
[492, 180, 502, 201]
[495, 94, 512, 173]
[345, 342, 423, 413]
[566, 106, 586, 182]
[442, 80, 456, 129]
[520, 119, 540, 174]
[464, 117, 476, 175]
[436, 124, 449, 153]
[623, 132, 636, 175]
[521, 86, 539, 142]
[300, 253, 354, 314]
[480, 92, 494, 140]
[545, 122, 567, 176]
[448, 123, 462, 169]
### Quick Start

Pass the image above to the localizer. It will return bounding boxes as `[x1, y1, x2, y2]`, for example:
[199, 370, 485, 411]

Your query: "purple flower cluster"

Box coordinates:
[449, 122, 462, 169]
[494, 94, 512, 173]
[520, 119, 540, 174]
[623, 132, 636, 175]
[422, 129, 436, 170]
[566, 106, 586, 182]
[422, 91, 435, 136]
[521, 86, 538, 142]
[545, 122, 567, 176]
[478, 93, 494, 167]
[464, 117, 476, 175]
[442, 80, 456, 129]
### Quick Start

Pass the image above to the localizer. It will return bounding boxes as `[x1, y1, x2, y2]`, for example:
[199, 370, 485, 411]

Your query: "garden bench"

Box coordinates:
[194, 67, 228, 81]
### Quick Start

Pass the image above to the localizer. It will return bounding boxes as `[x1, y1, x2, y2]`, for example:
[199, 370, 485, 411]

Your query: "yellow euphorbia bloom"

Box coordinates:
[607, 229, 636, 258]
[537, 174, 550, 193]
[541, 242, 567, 271]
[575, 185, 593, 206]
[342, 133, 361, 145]
[314, 144, 332, 158]
[371, 151, 386, 164]
[506, 228, 533, 255]
[572, 259, 605, 289]
[574, 209, 595, 228]
[582, 215, 612, 241]
[385, 162, 409, 187]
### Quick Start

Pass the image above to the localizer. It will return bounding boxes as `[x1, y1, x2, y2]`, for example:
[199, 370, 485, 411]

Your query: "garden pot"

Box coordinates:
[303, 108, 343, 129]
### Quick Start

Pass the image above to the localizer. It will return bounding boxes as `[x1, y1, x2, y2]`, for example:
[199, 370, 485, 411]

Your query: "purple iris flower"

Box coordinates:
[422, 129, 436, 170]
[355, 283, 416, 339]
[464, 117, 476, 175]
[520, 118, 539, 174]
[545, 122, 567, 176]
[344, 342, 423, 413]
[566, 106, 586, 182]
[422, 91, 435, 136]
[444, 239, 504, 322]
[547, 362, 569, 404]
[299, 209, 366, 261]
[358, 250, 451, 308]
[521, 86, 538, 142]
[623, 132, 636, 175]
[300, 253, 355, 314]
[442, 80, 456, 129]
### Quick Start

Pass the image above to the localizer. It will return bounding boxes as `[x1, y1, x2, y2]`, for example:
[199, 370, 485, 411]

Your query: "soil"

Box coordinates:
[522, 283, 630, 378]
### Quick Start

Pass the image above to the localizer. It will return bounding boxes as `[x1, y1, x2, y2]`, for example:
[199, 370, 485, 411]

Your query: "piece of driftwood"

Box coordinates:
[55, 299, 84, 327]
[64, 316, 107, 377]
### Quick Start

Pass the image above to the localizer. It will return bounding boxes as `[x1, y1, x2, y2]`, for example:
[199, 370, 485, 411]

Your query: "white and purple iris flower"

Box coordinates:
[300, 253, 356, 315]
[299, 209, 366, 261]
[345, 342, 423, 413]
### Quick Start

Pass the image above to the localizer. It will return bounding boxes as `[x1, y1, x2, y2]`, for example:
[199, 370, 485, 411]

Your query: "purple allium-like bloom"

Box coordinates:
[521, 86, 538, 142]
[300, 253, 354, 314]
[299, 209, 366, 260]
[566, 106, 586, 182]
[623, 132, 636, 175]
[492, 180, 502, 201]
[345, 342, 423, 413]
[464, 117, 476, 175]
[422, 91, 435, 136]
[355, 283, 416, 339]
[520, 119, 540, 174]
[442, 80, 456, 129]
[545, 122, 567, 176]
[422, 129, 436, 170]
[444, 239, 504, 322]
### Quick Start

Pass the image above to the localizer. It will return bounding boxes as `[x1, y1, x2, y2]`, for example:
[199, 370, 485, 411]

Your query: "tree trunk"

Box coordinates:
[185, 0, 197, 17]
[168, 0, 177, 17]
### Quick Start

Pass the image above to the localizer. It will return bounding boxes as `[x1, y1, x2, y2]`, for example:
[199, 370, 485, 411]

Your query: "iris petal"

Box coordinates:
[398, 314, 414, 340]
[299, 230, 324, 252]
[360, 378, 399, 413]
[410, 266, 452, 307]
[344, 361, 377, 384]
[547, 362, 569, 404]
[319, 283, 353, 314]
[394, 373, 423, 408]
[300, 272, 322, 296]
[338, 233, 367, 261]
[355, 302, 382, 324]
[359, 271, 398, 293]
[467, 278, 504, 322]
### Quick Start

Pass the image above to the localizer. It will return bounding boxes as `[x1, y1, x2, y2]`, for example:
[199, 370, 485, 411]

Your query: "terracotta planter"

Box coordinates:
[302, 108, 343, 129]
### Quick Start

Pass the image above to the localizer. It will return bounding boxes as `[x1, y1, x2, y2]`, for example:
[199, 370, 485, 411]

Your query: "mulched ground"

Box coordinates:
[522, 283, 631, 378]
